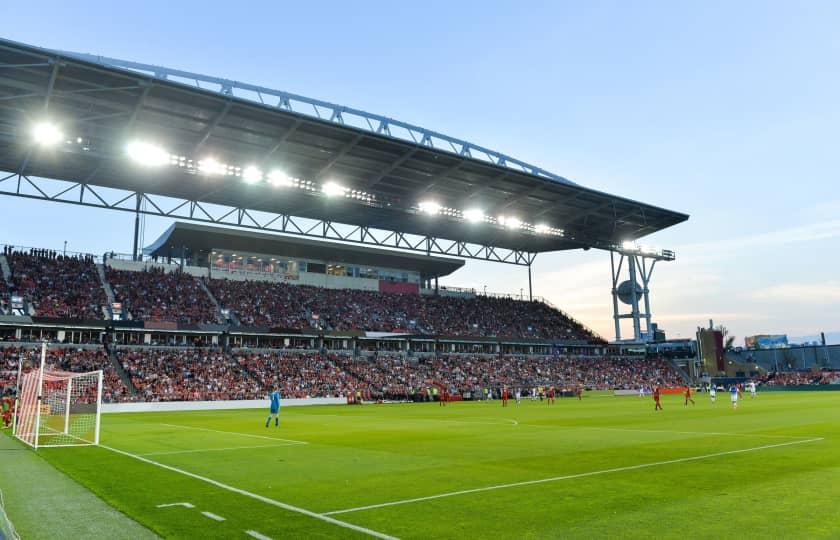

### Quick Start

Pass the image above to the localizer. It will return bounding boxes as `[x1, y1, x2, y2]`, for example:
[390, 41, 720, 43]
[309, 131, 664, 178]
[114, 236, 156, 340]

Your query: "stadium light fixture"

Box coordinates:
[499, 215, 522, 229]
[463, 208, 484, 223]
[31, 121, 63, 146]
[534, 223, 550, 234]
[268, 170, 293, 187]
[621, 240, 639, 252]
[242, 166, 263, 184]
[126, 141, 169, 167]
[322, 181, 346, 197]
[418, 200, 442, 215]
[198, 157, 226, 175]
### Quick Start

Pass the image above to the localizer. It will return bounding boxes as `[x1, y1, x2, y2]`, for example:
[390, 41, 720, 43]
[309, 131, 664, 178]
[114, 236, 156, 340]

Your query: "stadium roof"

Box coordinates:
[145, 222, 464, 279]
[0, 38, 688, 255]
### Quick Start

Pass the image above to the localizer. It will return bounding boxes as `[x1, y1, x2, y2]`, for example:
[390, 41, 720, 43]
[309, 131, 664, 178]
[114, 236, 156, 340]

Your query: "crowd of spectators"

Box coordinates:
[5, 248, 105, 319]
[0, 346, 130, 402]
[1, 343, 688, 403]
[207, 278, 601, 341]
[108, 267, 219, 325]
[119, 349, 255, 401]
[234, 351, 356, 398]
[762, 370, 840, 386]
[95, 349, 682, 402]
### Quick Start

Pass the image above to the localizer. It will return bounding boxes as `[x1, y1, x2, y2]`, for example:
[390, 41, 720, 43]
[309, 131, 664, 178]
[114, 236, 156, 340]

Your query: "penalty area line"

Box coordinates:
[140, 443, 302, 457]
[323, 437, 824, 516]
[159, 423, 308, 445]
[100, 444, 398, 540]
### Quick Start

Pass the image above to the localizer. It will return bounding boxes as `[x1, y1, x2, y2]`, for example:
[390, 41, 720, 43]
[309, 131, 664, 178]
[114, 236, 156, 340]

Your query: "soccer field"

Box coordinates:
[17, 392, 840, 538]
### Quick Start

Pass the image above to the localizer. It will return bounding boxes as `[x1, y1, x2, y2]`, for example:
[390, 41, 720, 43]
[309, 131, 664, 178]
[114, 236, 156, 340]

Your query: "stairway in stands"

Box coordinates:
[0, 254, 11, 286]
[95, 263, 117, 319]
[666, 357, 693, 384]
[198, 278, 227, 324]
[107, 346, 139, 397]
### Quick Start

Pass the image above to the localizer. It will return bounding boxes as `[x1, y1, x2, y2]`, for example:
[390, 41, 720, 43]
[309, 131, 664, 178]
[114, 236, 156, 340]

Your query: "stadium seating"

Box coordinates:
[107, 267, 219, 325]
[118, 349, 254, 401]
[762, 370, 840, 386]
[5, 249, 105, 319]
[207, 278, 600, 340]
[0, 347, 130, 403]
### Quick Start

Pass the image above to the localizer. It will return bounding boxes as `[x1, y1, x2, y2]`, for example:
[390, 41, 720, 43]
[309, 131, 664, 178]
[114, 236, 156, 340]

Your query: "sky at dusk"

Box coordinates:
[1, 1, 838, 343]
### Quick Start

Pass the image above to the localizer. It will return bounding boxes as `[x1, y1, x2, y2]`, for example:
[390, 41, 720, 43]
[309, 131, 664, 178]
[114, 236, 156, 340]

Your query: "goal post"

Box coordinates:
[13, 343, 103, 449]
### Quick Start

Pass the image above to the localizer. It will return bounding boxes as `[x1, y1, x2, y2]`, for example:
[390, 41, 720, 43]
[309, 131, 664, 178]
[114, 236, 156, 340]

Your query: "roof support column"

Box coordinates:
[527, 263, 533, 302]
[132, 192, 143, 261]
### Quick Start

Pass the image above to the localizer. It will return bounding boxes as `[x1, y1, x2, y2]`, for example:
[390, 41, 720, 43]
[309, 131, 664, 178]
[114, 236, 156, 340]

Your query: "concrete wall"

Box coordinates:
[102, 396, 346, 413]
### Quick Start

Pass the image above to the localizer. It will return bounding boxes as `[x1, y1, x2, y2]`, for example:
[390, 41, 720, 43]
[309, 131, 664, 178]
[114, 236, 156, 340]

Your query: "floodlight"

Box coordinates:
[641, 245, 659, 255]
[126, 141, 169, 167]
[621, 240, 637, 251]
[198, 157, 226, 175]
[242, 166, 263, 184]
[534, 223, 550, 234]
[32, 121, 63, 146]
[418, 200, 442, 215]
[268, 170, 293, 187]
[499, 215, 521, 229]
[463, 208, 484, 223]
[322, 181, 346, 197]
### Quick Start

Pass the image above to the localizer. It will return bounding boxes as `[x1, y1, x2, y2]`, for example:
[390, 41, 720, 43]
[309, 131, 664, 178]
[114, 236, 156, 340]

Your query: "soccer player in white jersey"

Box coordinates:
[729, 385, 739, 409]
[749, 381, 757, 398]
[639, 386, 645, 398]
[515, 388, 522, 404]
[709, 383, 716, 403]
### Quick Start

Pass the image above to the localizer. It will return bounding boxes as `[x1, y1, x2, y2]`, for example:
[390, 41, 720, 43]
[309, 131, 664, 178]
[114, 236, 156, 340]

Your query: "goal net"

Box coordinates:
[13, 345, 103, 449]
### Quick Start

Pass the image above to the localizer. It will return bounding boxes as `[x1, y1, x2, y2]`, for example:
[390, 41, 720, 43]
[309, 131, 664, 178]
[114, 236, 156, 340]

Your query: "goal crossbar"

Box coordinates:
[13, 343, 103, 449]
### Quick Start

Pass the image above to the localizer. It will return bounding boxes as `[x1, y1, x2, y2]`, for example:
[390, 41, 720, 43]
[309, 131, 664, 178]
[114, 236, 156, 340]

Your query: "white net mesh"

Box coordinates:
[14, 367, 102, 448]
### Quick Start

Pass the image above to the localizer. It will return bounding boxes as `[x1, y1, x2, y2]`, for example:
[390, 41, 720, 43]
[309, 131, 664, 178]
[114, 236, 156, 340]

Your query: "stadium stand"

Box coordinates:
[0, 346, 130, 402]
[762, 370, 840, 386]
[207, 277, 600, 340]
[107, 266, 219, 325]
[4, 248, 105, 319]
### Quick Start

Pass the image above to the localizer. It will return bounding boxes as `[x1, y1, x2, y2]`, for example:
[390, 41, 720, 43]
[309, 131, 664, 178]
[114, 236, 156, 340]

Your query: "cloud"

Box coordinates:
[679, 219, 840, 262]
[751, 281, 840, 303]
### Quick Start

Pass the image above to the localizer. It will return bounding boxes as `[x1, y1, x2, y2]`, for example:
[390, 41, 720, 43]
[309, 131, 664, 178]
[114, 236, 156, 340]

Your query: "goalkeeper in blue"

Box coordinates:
[265, 387, 281, 428]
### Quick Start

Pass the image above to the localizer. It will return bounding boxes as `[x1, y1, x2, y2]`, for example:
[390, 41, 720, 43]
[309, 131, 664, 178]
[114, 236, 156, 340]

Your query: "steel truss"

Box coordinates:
[55, 49, 574, 186]
[609, 248, 673, 342]
[0, 171, 537, 266]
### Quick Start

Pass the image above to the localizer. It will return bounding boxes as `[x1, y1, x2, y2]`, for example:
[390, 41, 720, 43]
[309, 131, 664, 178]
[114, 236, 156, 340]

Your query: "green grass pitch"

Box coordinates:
[18, 392, 840, 538]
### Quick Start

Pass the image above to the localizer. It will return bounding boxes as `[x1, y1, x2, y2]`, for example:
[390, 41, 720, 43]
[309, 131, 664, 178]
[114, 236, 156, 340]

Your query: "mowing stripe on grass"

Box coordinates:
[141, 443, 301, 456]
[324, 437, 824, 515]
[100, 444, 398, 540]
[159, 423, 308, 445]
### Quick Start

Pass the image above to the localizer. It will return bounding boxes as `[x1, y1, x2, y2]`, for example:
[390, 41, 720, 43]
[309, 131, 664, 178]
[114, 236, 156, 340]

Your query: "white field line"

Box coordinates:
[141, 443, 301, 457]
[201, 511, 225, 521]
[156, 502, 194, 508]
[100, 444, 398, 540]
[159, 423, 308, 445]
[246, 530, 273, 540]
[323, 437, 824, 516]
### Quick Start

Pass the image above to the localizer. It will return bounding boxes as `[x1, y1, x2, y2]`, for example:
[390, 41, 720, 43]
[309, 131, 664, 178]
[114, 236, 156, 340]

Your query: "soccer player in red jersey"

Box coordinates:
[684, 386, 695, 406]
[576, 386, 583, 400]
[440, 387, 447, 407]
[547, 386, 555, 405]
[501, 386, 509, 407]
[653, 386, 663, 410]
